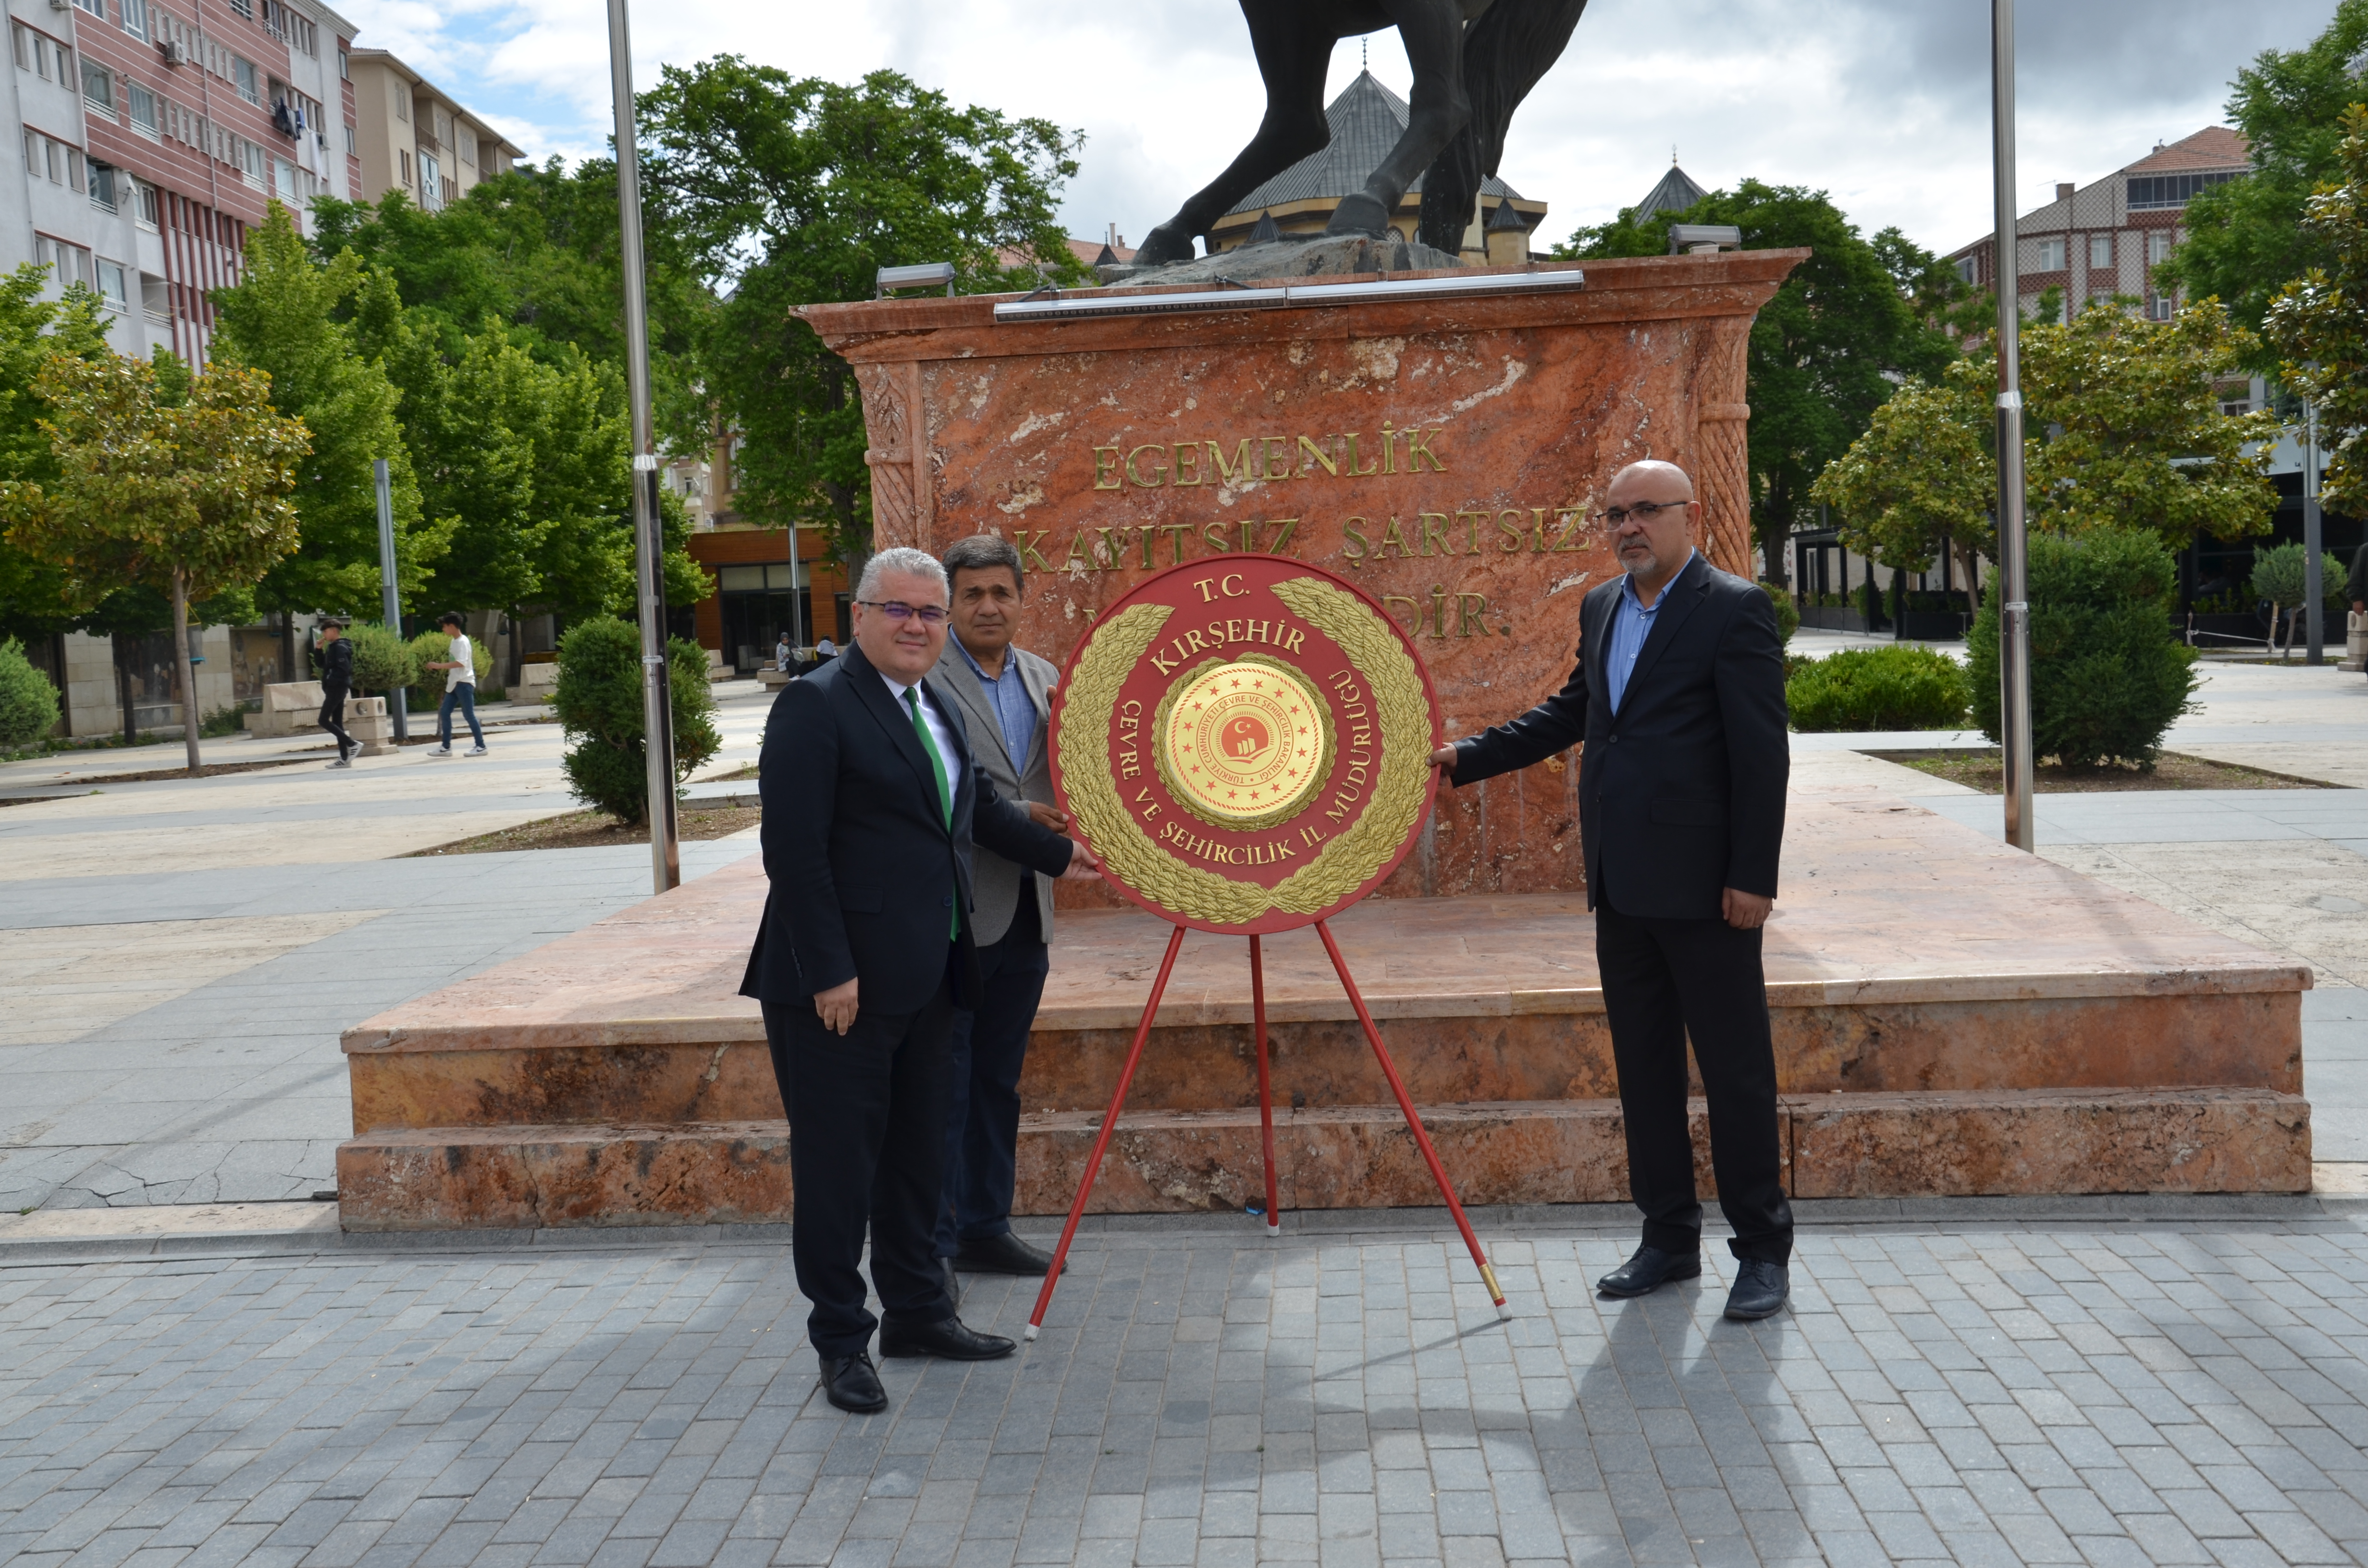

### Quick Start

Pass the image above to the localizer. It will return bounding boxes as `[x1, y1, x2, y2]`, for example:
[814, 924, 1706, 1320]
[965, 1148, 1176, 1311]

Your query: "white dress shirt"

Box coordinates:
[878, 669, 962, 809]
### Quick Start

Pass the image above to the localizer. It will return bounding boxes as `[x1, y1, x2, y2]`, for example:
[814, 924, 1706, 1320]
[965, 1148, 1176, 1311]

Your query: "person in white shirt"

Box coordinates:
[423, 611, 487, 757]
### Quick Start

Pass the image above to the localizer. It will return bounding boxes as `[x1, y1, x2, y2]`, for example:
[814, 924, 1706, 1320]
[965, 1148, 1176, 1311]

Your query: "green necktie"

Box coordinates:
[904, 687, 958, 939]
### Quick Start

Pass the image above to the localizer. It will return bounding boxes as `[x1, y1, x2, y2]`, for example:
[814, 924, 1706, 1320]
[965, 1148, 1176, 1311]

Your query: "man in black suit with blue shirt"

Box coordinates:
[741, 546, 1098, 1413]
[1432, 459, 1794, 1321]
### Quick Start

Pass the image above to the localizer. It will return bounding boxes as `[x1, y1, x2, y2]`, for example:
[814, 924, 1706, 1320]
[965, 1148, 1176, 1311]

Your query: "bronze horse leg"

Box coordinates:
[1134, 0, 1475, 265]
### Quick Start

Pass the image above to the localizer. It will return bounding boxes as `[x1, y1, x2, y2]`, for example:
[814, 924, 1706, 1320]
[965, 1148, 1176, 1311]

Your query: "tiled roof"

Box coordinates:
[1223, 71, 1522, 216]
[2126, 126, 2249, 174]
[1636, 163, 1709, 218]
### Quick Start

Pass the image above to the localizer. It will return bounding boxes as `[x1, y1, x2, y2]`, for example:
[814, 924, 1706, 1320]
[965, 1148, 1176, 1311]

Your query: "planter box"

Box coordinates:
[1897, 610, 1968, 641]
[1799, 606, 1876, 632]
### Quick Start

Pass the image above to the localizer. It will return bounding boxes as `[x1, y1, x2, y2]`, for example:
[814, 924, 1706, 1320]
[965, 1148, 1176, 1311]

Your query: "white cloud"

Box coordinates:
[351, 0, 2336, 255]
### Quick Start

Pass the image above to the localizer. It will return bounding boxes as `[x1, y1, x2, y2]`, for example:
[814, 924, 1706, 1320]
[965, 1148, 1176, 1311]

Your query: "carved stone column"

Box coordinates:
[855, 361, 930, 551]
[1694, 317, 1754, 578]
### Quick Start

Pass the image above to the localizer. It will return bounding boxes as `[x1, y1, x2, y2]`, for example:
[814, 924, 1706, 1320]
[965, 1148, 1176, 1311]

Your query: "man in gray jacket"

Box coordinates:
[926, 534, 1067, 1284]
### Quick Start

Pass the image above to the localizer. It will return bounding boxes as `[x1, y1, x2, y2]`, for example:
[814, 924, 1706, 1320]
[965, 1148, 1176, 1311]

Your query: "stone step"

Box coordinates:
[334, 1087, 2311, 1231]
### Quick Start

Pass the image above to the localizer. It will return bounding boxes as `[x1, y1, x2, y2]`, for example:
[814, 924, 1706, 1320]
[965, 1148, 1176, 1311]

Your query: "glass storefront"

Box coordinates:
[717, 562, 811, 673]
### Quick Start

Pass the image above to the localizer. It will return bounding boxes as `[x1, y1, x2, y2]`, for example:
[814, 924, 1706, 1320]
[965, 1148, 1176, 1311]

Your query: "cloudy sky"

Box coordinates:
[337, 0, 2338, 258]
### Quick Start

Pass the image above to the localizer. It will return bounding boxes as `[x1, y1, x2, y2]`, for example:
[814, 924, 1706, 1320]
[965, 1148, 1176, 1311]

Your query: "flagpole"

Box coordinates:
[1993, 0, 2035, 851]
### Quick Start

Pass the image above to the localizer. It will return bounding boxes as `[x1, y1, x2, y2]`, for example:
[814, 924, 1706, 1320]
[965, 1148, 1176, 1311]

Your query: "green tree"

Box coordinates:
[1557, 180, 1962, 574]
[210, 202, 442, 620]
[638, 61, 1084, 559]
[0, 352, 309, 772]
[2267, 104, 2368, 516]
[2158, 0, 2368, 347]
[0, 264, 118, 646]
[552, 616, 720, 824]
[1814, 300, 2281, 569]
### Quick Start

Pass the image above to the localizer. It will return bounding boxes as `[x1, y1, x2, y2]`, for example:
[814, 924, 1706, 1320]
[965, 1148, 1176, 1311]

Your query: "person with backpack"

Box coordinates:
[422, 612, 487, 758]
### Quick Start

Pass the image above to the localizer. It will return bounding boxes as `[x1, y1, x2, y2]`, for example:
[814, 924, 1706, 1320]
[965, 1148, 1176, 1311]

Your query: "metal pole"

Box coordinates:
[374, 457, 407, 743]
[608, 0, 678, 893]
[2306, 397, 2325, 665]
[1992, 0, 2035, 852]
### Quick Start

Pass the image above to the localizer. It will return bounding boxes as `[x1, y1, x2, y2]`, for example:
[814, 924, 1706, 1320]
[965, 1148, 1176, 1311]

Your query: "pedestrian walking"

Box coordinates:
[317, 618, 357, 769]
[1434, 459, 1794, 1322]
[423, 612, 486, 757]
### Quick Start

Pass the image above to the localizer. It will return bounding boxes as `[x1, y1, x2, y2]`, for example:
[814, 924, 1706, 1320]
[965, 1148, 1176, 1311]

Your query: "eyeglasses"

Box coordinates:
[1593, 500, 1692, 528]
[857, 600, 949, 625]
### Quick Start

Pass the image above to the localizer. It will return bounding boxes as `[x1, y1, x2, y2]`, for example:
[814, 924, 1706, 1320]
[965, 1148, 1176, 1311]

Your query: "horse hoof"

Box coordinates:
[1134, 225, 1197, 265]
[1324, 193, 1392, 239]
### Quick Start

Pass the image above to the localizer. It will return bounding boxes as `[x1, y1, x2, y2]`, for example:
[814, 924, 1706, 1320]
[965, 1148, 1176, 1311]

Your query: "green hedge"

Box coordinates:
[1760, 581, 1799, 646]
[2247, 541, 2348, 613]
[344, 624, 415, 695]
[404, 628, 493, 708]
[553, 617, 721, 824]
[1786, 644, 1971, 732]
[1968, 528, 2196, 768]
[0, 637, 60, 746]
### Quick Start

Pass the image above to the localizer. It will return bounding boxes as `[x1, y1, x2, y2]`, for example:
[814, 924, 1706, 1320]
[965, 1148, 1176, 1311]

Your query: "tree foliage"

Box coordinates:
[1558, 180, 1962, 563]
[639, 62, 1084, 558]
[2158, 0, 2368, 346]
[2267, 104, 2368, 516]
[210, 202, 440, 617]
[1814, 301, 2280, 568]
[0, 634, 59, 744]
[0, 264, 117, 644]
[553, 616, 720, 824]
[1968, 528, 2197, 768]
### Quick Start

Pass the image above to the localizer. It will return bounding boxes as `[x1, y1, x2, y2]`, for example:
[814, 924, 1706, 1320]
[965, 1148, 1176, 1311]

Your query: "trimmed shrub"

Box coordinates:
[1786, 644, 1971, 732]
[344, 623, 415, 695]
[404, 628, 493, 709]
[2247, 541, 2348, 613]
[0, 637, 61, 745]
[553, 616, 722, 824]
[1969, 528, 2196, 768]
[1760, 581, 1800, 646]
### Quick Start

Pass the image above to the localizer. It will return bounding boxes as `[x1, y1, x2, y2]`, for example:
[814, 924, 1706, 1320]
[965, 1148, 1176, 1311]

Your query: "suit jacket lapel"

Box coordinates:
[931, 650, 1002, 778]
[848, 643, 957, 836]
[1613, 553, 1709, 726]
[1020, 652, 1052, 781]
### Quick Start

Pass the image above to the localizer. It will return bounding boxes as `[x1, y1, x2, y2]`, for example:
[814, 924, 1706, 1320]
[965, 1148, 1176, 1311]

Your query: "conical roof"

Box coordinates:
[1636, 162, 1708, 218]
[1224, 71, 1524, 215]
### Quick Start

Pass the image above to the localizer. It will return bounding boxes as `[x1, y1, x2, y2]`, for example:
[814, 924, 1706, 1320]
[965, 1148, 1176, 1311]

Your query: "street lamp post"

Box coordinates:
[2306, 396, 2325, 665]
[1992, 0, 2035, 852]
[606, 0, 678, 895]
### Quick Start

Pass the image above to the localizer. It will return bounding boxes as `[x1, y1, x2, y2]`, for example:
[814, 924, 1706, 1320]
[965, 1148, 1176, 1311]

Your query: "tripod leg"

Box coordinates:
[1314, 918, 1508, 1317]
[1250, 935, 1280, 1234]
[1026, 922, 1190, 1340]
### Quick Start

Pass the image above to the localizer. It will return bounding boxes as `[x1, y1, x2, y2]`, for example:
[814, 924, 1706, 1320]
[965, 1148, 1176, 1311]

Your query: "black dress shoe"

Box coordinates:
[1724, 1258, 1790, 1321]
[955, 1231, 1066, 1276]
[1596, 1245, 1703, 1298]
[819, 1352, 887, 1413]
[878, 1314, 1017, 1361]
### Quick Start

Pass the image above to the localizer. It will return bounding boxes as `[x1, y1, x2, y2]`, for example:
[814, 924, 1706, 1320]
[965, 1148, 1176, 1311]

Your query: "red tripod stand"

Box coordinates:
[1024, 919, 1509, 1338]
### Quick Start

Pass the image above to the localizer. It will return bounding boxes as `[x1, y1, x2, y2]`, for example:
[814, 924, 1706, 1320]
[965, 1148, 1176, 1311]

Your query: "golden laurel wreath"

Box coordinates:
[1061, 576, 1431, 926]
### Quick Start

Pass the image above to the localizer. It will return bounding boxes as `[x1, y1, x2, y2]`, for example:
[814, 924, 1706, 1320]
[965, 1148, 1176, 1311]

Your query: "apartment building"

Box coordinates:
[0, 0, 357, 363]
[344, 48, 515, 211]
[1948, 126, 2248, 328]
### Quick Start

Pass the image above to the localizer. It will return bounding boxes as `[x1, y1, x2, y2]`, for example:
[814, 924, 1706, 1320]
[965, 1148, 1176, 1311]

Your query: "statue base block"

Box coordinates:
[333, 789, 2312, 1230]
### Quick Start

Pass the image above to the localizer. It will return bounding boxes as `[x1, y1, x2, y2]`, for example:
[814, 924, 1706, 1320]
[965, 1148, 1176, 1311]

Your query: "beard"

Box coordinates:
[1618, 543, 1660, 578]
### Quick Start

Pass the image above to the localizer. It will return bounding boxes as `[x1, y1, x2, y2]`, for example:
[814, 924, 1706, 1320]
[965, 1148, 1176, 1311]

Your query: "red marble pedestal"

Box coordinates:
[802, 252, 1802, 898]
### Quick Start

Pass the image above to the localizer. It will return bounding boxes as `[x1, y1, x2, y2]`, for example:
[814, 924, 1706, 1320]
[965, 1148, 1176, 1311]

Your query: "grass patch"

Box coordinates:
[1873, 749, 2329, 794]
[406, 803, 762, 855]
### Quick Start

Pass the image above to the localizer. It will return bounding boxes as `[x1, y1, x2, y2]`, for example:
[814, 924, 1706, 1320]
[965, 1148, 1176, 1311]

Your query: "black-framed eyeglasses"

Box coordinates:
[1593, 500, 1692, 528]
[857, 600, 949, 625]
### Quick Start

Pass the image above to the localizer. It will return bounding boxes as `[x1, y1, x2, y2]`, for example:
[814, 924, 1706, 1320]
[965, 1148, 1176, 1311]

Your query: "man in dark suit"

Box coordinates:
[1431, 459, 1794, 1320]
[741, 546, 1098, 1413]
[925, 535, 1067, 1287]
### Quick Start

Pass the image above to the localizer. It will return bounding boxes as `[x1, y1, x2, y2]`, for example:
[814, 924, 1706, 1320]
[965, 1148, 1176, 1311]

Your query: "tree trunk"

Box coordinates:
[114, 632, 135, 746]
[506, 605, 525, 690]
[278, 609, 296, 689]
[172, 568, 200, 775]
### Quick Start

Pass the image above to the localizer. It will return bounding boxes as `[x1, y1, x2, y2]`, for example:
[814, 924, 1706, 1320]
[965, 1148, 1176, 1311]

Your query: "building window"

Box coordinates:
[81, 57, 113, 112]
[337, 48, 347, 79]
[2034, 236, 2065, 272]
[36, 235, 91, 290]
[70, 0, 102, 17]
[343, 120, 355, 153]
[2147, 231, 2172, 267]
[1954, 256, 1977, 285]
[419, 150, 440, 208]
[222, 0, 250, 16]
[128, 80, 157, 134]
[95, 259, 127, 309]
[398, 148, 409, 184]
[395, 89, 408, 122]
[87, 159, 116, 209]
[2127, 171, 2236, 210]
[232, 56, 258, 104]
[273, 157, 297, 201]
[2088, 234, 2111, 270]
[134, 178, 159, 227]
[119, 0, 146, 41]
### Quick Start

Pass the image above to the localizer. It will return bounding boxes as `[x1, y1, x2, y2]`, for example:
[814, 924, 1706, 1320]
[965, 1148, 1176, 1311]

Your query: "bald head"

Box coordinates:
[1609, 460, 1695, 502]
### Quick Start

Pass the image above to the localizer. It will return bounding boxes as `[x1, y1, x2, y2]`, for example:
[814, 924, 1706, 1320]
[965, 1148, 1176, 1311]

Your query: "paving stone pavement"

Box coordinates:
[7, 1214, 2368, 1568]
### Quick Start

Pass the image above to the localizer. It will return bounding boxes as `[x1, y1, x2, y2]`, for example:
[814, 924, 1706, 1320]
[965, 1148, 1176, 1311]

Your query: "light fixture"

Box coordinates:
[877, 261, 957, 298]
[991, 266, 1585, 324]
[1667, 224, 1742, 255]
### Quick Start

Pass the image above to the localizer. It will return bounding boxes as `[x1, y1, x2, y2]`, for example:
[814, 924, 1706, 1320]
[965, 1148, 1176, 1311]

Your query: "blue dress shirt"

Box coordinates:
[1604, 551, 1692, 715]
[952, 637, 1037, 775]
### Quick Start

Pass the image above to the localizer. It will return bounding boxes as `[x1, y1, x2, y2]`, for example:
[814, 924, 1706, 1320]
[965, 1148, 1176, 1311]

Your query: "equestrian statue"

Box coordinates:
[1133, 0, 1591, 265]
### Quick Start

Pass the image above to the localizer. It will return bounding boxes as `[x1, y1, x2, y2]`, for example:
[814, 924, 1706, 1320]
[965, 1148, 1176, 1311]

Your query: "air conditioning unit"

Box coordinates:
[158, 38, 188, 65]
[47, 0, 69, 12]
